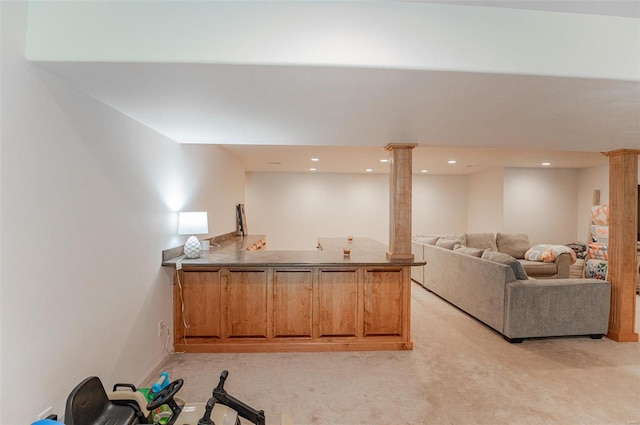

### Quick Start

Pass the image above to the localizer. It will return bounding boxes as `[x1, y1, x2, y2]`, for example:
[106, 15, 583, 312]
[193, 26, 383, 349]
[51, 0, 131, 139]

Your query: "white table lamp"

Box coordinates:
[178, 211, 209, 259]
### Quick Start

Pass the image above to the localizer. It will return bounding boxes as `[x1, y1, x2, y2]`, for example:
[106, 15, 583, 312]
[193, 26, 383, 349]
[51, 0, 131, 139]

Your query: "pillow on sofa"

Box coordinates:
[496, 233, 530, 259]
[454, 245, 485, 258]
[465, 232, 498, 251]
[435, 238, 460, 250]
[525, 244, 578, 264]
[413, 235, 440, 245]
[481, 250, 529, 280]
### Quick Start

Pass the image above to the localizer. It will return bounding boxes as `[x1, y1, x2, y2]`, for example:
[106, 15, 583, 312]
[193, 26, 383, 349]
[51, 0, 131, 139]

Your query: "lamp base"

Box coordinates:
[184, 235, 202, 259]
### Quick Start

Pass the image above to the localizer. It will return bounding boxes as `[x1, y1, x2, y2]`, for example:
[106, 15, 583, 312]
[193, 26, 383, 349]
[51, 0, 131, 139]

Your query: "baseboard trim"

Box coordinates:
[136, 353, 170, 388]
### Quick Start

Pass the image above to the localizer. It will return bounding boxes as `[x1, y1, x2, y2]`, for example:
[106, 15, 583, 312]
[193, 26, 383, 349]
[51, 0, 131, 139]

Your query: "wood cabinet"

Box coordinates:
[173, 265, 412, 352]
[167, 236, 419, 352]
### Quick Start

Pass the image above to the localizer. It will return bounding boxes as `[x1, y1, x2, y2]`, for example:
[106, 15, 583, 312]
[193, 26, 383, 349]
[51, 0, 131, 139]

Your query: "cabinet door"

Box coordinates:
[180, 271, 222, 338]
[226, 270, 268, 338]
[273, 270, 313, 338]
[317, 270, 358, 337]
[364, 268, 404, 336]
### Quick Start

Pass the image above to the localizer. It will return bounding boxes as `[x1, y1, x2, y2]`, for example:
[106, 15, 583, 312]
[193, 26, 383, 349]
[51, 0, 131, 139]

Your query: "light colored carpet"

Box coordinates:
[148, 283, 640, 425]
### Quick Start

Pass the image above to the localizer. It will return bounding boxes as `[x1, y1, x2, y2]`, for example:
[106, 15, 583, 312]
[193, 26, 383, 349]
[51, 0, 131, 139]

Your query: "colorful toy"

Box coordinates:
[66, 370, 266, 425]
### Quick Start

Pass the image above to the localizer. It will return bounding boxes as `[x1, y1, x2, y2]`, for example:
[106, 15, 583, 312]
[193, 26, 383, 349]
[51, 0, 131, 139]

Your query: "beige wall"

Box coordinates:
[467, 168, 504, 233]
[502, 168, 579, 245]
[1, 4, 245, 422]
[412, 174, 468, 236]
[246, 167, 590, 251]
[577, 163, 609, 243]
[245, 173, 389, 250]
[576, 160, 640, 243]
[245, 172, 469, 250]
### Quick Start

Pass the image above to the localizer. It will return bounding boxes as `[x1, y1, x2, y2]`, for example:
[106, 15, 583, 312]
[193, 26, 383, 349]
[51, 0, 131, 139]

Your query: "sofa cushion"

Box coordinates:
[481, 250, 529, 280]
[518, 259, 557, 278]
[440, 233, 467, 246]
[465, 232, 498, 251]
[435, 238, 460, 250]
[496, 233, 530, 259]
[413, 235, 440, 245]
[454, 245, 485, 258]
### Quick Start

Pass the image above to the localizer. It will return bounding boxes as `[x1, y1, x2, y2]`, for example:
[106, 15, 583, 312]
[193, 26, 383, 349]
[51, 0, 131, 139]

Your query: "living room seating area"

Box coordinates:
[411, 233, 611, 342]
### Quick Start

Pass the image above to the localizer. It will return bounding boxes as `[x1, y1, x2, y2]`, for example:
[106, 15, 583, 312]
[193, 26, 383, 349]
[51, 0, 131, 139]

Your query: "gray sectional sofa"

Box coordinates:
[412, 232, 570, 281]
[412, 234, 611, 342]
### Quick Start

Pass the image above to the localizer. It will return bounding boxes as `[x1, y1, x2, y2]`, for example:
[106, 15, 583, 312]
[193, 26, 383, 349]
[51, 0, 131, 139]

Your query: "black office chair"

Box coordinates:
[65, 376, 141, 425]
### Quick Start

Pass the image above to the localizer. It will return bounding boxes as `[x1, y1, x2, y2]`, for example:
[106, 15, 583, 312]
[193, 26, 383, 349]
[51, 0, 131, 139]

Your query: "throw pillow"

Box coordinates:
[413, 235, 440, 245]
[481, 250, 529, 280]
[524, 246, 555, 262]
[454, 245, 485, 258]
[590, 205, 609, 226]
[465, 232, 498, 251]
[435, 238, 460, 250]
[585, 258, 608, 280]
[496, 233, 530, 259]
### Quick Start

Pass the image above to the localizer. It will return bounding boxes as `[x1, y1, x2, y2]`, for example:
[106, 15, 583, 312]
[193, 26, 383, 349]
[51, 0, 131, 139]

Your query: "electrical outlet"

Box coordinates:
[37, 406, 53, 420]
[176, 260, 182, 270]
[158, 320, 166, 337]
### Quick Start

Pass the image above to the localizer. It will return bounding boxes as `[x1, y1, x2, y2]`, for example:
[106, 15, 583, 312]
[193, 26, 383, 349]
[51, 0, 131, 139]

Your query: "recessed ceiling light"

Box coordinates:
[541, 162, 551, 166]
[448, 160, 457, 164]
[421, 169, 428, 173]
[365, 168, 373, 172]
[380, 159, 389, 163]
[309, 168, 317, 171]
[311, 158, 319, 162]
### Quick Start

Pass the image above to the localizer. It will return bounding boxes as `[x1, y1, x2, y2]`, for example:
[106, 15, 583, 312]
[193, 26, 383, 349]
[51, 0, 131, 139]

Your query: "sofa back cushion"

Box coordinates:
[496, 233, 530, 259]
[454, 245, 485, 258]
[465, 232, 498, 251]
[413, 235, 440, 245]
[440, 233, 467, 246]
[481, 250, 529, 280]
[435, 238, 460, 250]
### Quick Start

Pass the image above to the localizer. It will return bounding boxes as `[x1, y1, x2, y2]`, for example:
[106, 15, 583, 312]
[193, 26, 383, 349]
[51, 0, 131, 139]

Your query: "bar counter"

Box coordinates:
[162, 236, 423, 353]
[162, 236, 421, 268]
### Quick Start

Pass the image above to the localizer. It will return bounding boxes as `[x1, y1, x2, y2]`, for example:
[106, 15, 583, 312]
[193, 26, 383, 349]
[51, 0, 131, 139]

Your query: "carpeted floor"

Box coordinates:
[148, 282, 640, 425]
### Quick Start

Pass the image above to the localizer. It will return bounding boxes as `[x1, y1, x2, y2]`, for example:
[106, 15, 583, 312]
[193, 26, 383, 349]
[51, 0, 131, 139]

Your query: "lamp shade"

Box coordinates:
[178, 212, 209, 235]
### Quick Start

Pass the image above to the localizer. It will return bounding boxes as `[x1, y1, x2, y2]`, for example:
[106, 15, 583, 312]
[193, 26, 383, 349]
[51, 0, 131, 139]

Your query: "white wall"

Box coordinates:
[502, 168, 579, 245]
[577, 163, 609, 243]
[245, 173, 389, 250]
[26, 1, 639, 81]
[467, 168, 504, 233]
[412, 174, 468, 236]
[576, 160, 640, 242]
[245, 172, 468, 250]
[0, 3, 245, 423]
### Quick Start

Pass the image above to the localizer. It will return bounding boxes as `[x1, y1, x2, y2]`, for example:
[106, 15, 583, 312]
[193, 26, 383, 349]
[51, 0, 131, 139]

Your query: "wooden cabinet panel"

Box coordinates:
[226, 270, 268, 338]
[181, 271, 221, 338]
[364, 269, 403, 336]
[317, 270, 358, 337]
[273, 270, 313, 338]
[174, 261, 412, 352]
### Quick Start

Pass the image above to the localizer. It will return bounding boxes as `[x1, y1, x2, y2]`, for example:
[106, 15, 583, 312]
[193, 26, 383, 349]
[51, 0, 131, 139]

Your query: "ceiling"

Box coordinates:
[32, 1, 639, 174]
[220, 144, 608, 175]
[423, 0, 640, 19]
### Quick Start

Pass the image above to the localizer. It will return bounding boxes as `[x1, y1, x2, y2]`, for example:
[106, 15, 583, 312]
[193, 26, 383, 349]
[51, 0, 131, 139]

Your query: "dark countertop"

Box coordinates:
[162, 236, 425, 268]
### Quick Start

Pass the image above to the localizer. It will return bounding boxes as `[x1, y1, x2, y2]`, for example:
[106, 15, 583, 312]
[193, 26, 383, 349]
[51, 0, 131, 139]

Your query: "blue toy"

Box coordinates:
[151, 371, 169, 394]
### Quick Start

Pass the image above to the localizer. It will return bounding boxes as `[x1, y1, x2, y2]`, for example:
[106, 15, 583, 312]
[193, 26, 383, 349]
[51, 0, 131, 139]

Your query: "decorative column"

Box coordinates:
[385, 143, 416, 261]
[602, 149, 639, 342]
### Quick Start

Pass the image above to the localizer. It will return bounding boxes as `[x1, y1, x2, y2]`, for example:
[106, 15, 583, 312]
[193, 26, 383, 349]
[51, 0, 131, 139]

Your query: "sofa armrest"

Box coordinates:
[504, 278, 610, 339]
[411, 241, 425, 285]
[554, 252, 571, 279]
